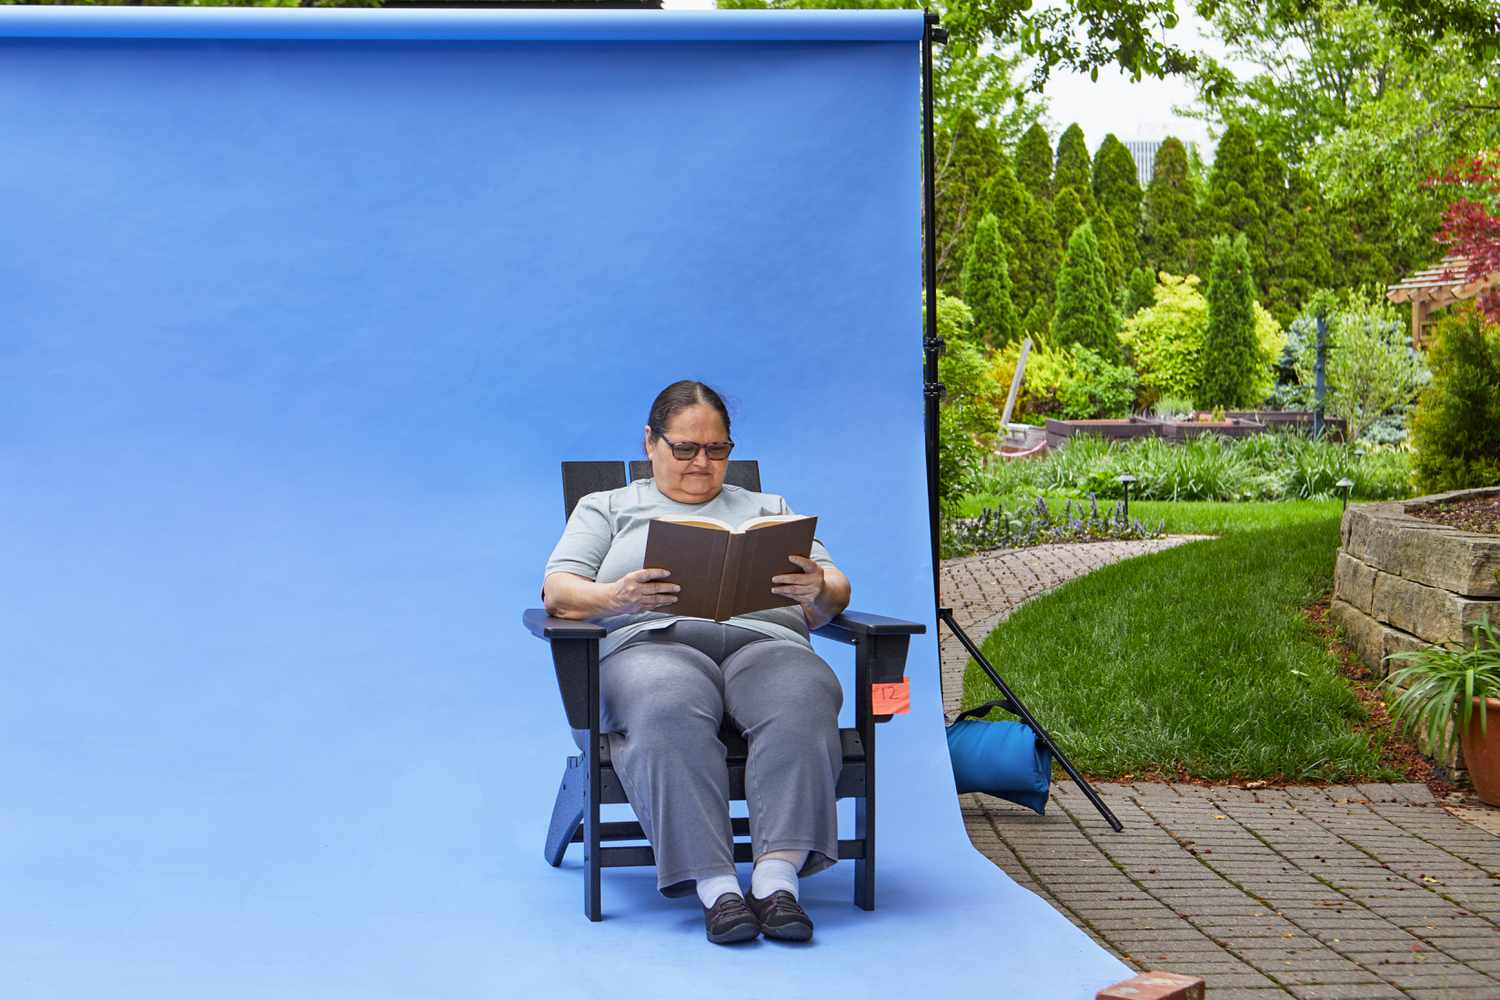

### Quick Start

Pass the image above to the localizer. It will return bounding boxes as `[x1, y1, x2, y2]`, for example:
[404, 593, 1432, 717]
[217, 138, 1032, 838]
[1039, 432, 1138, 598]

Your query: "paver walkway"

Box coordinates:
[940, 541, 1500, 1000]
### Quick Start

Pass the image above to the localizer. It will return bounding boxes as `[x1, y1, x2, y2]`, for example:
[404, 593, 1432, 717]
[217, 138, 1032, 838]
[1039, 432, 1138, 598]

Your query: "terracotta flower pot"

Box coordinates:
[1460, 696, 1500, 807]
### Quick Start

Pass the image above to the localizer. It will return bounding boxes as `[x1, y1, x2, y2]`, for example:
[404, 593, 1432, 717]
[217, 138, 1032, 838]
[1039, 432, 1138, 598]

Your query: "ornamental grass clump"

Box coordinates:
[1383, 616, 1500, 765]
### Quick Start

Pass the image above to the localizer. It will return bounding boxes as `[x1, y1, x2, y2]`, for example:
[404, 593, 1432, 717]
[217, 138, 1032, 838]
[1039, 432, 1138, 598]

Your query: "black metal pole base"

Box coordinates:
[939, 608, 1124, 833]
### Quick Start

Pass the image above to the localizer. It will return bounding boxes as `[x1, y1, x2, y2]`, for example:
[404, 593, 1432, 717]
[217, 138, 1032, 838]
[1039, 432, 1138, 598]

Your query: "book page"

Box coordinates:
[655, 515, 732, 531]
[738, 513, 812, 533]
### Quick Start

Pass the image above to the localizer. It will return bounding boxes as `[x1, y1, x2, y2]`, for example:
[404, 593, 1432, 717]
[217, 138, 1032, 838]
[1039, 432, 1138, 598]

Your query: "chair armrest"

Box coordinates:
[813, 610, 926, 644]
[523, 608, 607, 641]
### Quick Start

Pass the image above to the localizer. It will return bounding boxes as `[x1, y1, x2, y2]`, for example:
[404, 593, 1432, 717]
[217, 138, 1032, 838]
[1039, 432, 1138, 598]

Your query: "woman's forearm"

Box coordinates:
[542, 572, 615, 620]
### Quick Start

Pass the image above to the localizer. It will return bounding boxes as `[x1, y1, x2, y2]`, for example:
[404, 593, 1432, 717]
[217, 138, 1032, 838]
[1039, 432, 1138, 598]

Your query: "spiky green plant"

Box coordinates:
[1383, 616, 1500, 764]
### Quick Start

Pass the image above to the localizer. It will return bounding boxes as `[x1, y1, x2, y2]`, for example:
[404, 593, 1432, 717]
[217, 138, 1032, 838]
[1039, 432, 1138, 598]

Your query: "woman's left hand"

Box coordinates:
[771, 555, 825, 612]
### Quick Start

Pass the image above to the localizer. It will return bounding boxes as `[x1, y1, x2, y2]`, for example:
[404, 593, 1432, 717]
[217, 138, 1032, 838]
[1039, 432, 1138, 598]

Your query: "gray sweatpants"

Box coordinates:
[598, 620, 844, 895]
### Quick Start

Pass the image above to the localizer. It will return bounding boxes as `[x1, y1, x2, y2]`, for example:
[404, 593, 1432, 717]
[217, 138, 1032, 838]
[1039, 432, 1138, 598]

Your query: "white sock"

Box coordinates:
[695, 873, 743, 908]
[751, 850, 806, 901]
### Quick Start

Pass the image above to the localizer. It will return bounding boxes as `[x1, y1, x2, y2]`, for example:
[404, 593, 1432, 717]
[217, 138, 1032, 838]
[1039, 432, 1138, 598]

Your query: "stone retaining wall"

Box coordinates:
[1330, 487, 1500, 675]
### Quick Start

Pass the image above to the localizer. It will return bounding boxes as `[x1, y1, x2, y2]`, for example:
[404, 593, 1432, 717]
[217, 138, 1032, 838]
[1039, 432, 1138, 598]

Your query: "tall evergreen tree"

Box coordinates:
[1092, 133, 1143, 271]
[1090, 206, 1126, 292]
[1052, 221, 1120, 362]
[960, 213, 1021, 348]
[1199, 234, 1261, 409]
[1015, 123, 1054, 202]
[1011, 195, 1062, 320]
[1053, 186, 1087, 253]
[1053, 124, 1096, 213]
[1207, 124, 1267, 287]
[979, 158, 1029, 256]
[1140, 137, 1200, 277]
[933, 108, 1006, 290]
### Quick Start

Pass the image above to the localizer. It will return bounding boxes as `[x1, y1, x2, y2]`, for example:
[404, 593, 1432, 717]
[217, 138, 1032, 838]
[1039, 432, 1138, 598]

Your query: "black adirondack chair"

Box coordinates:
[524, 459, 926, 921]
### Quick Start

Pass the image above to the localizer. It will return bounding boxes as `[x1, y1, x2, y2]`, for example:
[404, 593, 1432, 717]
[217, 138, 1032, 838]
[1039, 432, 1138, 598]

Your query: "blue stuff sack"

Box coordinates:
[946, 706, 1053, 815]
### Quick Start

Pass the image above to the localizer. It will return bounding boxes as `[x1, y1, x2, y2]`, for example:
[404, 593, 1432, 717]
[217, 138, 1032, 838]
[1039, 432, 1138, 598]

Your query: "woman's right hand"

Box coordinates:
[606, 568, 679, 615]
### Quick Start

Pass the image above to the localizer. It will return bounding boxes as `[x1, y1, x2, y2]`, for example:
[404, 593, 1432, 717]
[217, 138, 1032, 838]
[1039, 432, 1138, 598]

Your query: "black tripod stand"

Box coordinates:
[920, 9, 1121, 834]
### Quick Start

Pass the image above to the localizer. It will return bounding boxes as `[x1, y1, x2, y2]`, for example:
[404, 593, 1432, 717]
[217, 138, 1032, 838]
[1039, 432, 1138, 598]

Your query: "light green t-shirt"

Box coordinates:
[543, 478, 837, 659]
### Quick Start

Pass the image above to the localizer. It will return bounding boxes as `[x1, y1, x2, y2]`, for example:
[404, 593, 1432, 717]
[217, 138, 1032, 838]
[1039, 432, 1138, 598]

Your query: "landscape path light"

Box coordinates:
[1337, 477, 1355, 511]
[1117, 473, 1137, 518]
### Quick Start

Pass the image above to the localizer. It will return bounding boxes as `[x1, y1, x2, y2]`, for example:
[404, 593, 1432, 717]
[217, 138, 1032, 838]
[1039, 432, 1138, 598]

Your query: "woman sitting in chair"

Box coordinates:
[541, 379, 851, 945]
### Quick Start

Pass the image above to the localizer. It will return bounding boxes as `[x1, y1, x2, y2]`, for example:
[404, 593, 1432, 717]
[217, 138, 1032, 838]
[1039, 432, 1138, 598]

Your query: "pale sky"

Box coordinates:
[658, 0, 1241, 158]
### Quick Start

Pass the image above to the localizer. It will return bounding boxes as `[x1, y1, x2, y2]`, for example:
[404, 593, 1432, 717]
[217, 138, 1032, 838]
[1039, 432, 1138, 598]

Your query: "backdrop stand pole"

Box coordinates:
[921, 12, 1121, 832]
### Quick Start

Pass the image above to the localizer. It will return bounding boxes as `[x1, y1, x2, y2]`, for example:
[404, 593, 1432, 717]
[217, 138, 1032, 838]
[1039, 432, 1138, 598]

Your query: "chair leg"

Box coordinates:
[584, 742, 602, 922]
[544, 757, 584, 868]
[854, 793, 875, 911]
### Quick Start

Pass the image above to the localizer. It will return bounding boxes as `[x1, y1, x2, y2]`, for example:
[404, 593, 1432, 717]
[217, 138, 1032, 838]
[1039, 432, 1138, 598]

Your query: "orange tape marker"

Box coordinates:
[870, 678, 910, 716]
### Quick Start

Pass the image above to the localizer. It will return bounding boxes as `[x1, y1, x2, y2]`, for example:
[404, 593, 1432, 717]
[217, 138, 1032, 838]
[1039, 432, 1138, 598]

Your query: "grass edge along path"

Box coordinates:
[958, 501, 1401, 783]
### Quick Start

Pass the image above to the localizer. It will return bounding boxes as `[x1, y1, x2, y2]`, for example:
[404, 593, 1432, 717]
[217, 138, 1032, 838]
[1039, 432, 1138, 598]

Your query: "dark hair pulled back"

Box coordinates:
[646, 380, 731, 445]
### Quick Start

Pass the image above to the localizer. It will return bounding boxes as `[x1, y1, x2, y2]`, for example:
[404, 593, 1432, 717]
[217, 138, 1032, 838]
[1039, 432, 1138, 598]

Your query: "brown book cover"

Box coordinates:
[642, 514, 818, 621]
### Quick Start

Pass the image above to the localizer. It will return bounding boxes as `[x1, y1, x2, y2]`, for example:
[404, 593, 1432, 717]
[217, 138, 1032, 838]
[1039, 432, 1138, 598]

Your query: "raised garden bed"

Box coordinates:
[1043, 417, 1163, 449]
[1227, 410, 1347, 442]
[1409, 492, 1500, 534]
[1160, 417, 1267, 441]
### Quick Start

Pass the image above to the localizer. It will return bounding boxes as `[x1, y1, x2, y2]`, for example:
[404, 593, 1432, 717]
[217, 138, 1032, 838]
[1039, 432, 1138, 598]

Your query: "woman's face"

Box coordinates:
[644, 403, 731, 504]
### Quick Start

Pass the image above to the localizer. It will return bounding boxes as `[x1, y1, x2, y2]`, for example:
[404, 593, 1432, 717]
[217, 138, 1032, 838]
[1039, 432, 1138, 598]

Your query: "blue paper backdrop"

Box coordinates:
[0, 11, 1129, 998]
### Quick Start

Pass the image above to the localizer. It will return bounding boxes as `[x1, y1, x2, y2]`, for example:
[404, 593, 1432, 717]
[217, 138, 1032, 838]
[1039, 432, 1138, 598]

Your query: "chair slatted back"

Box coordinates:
[561, 460, 763, 522]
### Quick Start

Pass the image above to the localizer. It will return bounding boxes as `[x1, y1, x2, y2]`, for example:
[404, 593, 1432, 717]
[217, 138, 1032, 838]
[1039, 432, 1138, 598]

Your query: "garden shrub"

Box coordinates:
[935, 293, 1000, 511]
[1410, 306, 1500, 492]
[960, 213, 1021, 348]
[1052, 221, 1121, 361]
[1124, 266, 1156, 318]
[1120, 269, 1284, 408]
[1289, 291, 1429, 443]
[1200, 234, 1263, 409]
[986, 339, 1137, 423]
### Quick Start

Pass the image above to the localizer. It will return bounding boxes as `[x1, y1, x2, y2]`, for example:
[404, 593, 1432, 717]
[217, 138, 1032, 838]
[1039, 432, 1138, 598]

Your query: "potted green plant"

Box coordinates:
[1384, 616, 1500, 806]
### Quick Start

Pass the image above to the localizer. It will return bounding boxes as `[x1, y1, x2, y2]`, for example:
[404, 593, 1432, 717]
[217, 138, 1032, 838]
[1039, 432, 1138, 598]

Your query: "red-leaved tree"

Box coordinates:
[1432, 151, 1500, 323]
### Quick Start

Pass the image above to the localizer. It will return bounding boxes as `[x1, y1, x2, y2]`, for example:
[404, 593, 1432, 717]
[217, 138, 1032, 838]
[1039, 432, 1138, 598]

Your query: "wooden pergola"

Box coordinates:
[1386, 253, 1500, 347]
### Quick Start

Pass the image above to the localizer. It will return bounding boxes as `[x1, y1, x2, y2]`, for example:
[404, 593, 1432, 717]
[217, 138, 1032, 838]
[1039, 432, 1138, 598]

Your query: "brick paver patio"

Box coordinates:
[941, 541, 1500, 999]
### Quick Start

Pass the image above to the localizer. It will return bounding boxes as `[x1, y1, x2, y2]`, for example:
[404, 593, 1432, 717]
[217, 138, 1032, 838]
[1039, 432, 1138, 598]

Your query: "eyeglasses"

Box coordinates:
[657, 434, 734, 461]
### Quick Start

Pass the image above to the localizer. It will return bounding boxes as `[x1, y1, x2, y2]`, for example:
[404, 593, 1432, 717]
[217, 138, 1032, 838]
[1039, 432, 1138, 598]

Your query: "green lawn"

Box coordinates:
[958, 500, 1400, 782]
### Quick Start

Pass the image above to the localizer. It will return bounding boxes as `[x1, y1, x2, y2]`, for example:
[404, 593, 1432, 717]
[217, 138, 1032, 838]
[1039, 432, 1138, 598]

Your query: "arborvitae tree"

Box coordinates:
[1207, 124, 1266, 287]
[1092, 133, 1143, 271]
[1199, 234, 1262, 409]
[1331, 194, 1402, 291]
[1052, 221, 1120, 362]
[1053, 124, 1096, 213]
[1260, 149, 1296, 322]
[1090, 206, 1126, 292]
[1124, 266, 1156, 318]
[1140, 137, 1199, 278]
[1275, 170, 1334, 322]
[1021, 299, 1052, 339]
[979, 158, 1029, 256]
[933, 108, 1006, 290]
[960, 213, 1021, 348]
[1053, 186, 1087, 252]
[1011, 195, 1062, 319]
[1015, 123, 1053, 202]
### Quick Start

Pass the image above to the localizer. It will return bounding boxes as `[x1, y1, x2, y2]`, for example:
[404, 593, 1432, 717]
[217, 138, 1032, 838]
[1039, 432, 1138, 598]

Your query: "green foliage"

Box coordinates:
[1052, 221, 1120, 362]
[1052, 186, 1087, 251]
[980, 158, 1030, 252]
[1140, 137, 1201, 276]
[973, 431, 1414, 504]
[1120, 272, 1210, 403]
[941, 494, 1161, 558]
[1092, 133, 1144, 270]
[935, 292, 1001, 511]
[1384, 616, 1500, 765]
[1410, 307, 1500, 492]
[1053, 123, 1096, 212]
[960, 213, 1021, 348]
[1206, 124, 1267, 289]
[1124, 266, 1157, 318]
[1090, 205, 1126, 291]
[1201, 234, 1263, 409]
[1267, 170, 1334, 326]
[1291, 291, 1430, 443]
[1015, 122, 1054, 201]
[1011, 195, 1062, 319]
[933, 107, 1008, 290]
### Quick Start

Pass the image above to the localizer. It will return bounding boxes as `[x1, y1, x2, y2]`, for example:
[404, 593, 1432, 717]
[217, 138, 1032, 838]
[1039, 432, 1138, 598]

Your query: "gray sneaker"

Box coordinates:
[702, 892, 760, 945]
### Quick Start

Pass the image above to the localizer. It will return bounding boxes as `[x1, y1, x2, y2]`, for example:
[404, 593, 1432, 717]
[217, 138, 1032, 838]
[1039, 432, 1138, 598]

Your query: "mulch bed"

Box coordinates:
[1409, 492, 1500, 535]
[1306, 594, 1450, 798]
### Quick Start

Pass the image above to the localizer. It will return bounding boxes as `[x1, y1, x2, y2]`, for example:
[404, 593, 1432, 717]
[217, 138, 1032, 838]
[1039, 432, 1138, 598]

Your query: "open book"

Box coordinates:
[643, 514, 818, 621]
